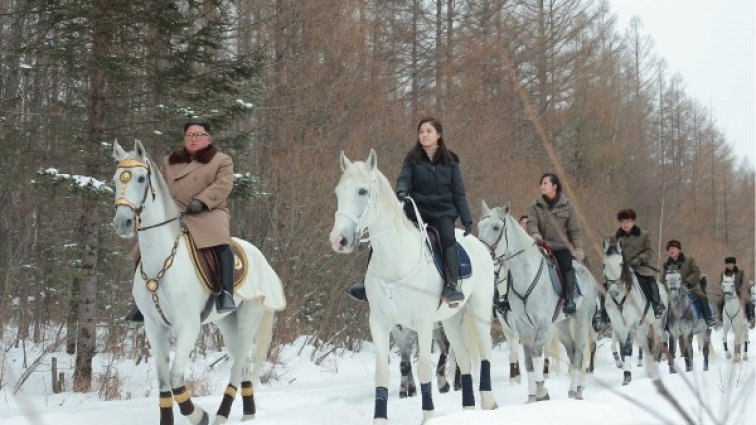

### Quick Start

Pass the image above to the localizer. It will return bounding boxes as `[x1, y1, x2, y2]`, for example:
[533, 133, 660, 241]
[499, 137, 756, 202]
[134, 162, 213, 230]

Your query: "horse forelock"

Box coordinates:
[339, 160, 413, 230]
[605, 243, 620, 256]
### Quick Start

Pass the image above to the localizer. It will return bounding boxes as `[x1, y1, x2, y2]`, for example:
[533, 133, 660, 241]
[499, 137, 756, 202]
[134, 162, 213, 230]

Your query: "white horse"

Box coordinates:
[112, 141, 285, 425]
[601, 238, 666, 384]
[721, 274, 748, 361]
[478, 200, 596, 401]
[329, 150, 497, 424]
[664, 268, 711, 373]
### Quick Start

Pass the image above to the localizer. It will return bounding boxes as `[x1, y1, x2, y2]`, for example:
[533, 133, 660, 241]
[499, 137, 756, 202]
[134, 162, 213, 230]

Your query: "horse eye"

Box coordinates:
[493, 226, 500, 231]
[358, 188, 368, 196]
[138, 176, 146, 183]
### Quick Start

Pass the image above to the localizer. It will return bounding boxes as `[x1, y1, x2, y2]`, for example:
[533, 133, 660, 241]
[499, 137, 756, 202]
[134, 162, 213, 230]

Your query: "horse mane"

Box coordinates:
[605, 242, 620, 256]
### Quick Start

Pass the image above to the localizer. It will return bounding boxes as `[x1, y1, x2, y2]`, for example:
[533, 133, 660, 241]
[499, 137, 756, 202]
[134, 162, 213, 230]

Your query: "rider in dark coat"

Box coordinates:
[346, 118, 473, 306]
[662, 240, 716, 328]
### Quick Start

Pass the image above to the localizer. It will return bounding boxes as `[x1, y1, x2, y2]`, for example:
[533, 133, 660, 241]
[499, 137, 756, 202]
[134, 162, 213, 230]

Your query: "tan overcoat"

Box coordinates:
[163, 146, 233, 249]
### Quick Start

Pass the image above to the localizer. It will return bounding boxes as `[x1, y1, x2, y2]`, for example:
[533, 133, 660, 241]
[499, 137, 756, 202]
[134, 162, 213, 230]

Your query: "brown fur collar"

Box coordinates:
[168, 145, 217, 165]
[664, 252, 687, 268]
[615, 225, 641, 238]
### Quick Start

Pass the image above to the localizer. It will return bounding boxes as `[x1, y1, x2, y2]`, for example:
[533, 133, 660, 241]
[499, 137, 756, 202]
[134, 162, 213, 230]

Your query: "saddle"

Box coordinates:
[537, 242, 580, 300]
[425, 225, 472, 280]
[185, 233, 249, 293]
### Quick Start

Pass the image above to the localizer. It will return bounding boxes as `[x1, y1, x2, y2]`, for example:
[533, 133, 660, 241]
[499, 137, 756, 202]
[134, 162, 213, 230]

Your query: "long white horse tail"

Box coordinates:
[252, 309, 275, 382]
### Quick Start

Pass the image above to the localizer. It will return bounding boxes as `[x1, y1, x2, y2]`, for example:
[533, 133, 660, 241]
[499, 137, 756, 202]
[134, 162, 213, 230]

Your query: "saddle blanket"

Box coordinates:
[431, 243, 472, 280]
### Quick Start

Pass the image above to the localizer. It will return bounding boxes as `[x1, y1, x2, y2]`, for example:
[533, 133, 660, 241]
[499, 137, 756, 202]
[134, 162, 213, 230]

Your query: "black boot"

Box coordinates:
[747, 303, 755, 329]
[347, 281, 367, 301]
[214, 244, 237, 313]
[592, 293, 608, 332]
[124, 305, 144, 322]
[696, 294, 716, 328]
[562, 270, 577, 314]
[442, 245, 464, 307]
[648, 280, 665, 319]
[496, 286, 511, 315]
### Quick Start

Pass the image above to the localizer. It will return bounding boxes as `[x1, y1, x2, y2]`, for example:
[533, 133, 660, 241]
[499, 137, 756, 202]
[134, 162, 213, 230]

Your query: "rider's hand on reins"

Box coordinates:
[186, 198, 207, 215]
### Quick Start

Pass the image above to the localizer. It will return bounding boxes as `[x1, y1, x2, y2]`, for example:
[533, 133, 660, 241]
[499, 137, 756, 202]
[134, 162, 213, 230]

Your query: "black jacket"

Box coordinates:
[395, 153, 472, 225]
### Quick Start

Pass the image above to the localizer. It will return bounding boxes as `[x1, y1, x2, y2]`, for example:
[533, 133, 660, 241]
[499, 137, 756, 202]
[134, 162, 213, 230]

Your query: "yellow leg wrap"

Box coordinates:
[241, 386, 254, 397]
[159, 396, 174, 408]
[173, 390, 191, 404]
[224, 385, 238, 398]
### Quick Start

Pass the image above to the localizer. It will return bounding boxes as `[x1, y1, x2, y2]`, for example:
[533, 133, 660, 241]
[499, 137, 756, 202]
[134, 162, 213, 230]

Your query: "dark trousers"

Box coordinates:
[551, 249, 573, 274]
[426, 216, 456, 249]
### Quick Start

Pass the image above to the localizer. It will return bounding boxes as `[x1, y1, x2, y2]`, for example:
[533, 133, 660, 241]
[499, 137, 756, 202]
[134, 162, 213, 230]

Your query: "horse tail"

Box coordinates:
[545, 326, 562, 374]
[252, 309, 275, 382]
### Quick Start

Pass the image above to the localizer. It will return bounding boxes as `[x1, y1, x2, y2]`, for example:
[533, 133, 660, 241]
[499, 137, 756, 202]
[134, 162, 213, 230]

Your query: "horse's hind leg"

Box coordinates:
[703, 329, 711, 371]
[169, 319, 208, 425]
[144, 322, 175, 425]
[684, 335, 693, 372]
[393, 326, 416, 398]
[433, 326, 451, 393]
[469, 303, 497, 410]
[442, 315, 475, 411]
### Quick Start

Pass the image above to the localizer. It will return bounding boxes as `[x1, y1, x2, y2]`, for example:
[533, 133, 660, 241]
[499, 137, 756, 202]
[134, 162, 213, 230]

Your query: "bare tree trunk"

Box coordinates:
[411, 0, 419, 121]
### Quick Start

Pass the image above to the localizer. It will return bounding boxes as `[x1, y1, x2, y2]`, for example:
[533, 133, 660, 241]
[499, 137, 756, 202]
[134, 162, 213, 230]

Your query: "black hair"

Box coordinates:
[404, 117, 456, 164]
[183, 120, 211, 134]
[540, 173, 562, 194]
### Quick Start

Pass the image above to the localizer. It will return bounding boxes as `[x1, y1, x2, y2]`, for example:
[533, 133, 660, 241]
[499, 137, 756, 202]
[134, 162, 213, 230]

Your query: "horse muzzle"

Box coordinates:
[112, 209, 136, 238]
[329, 229, 356, 253]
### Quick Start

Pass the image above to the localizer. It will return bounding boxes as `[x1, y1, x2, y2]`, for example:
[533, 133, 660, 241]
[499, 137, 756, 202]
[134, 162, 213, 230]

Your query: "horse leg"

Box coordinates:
[611, 334, 623, 368]
[684, 335, 693, 372]
[723, 321, 732, 359]
[637, 345, 644, 368]
[433, 326, 450, 393]
[703, 329, 711, 371]
[665, 334, 676, 374]
[523, 346, 537, 403]
[531, 347, 549, 401]
[395, 327, 415, 399]
[214, 303, 264, 424]
[442, 316, 475, 410]
[170, 320, 208, 425]
[555, 321, 581, 397]
[470, 302, 497, 410]
[415, 324, 436, 424]
[369, 315, 392, 425]
[239, 309, 274, 421]
[144, 322, 174, 425]
[621, 334, 633, 385]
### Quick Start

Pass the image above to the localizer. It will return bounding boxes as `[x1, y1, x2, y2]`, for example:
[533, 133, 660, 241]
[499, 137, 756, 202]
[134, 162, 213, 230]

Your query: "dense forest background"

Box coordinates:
[1, 0, 753, 391]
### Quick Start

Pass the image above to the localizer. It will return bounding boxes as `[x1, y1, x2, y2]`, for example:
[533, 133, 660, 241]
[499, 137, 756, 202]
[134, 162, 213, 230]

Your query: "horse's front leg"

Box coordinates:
[170, 318, 208, 425]
[144, 321, 175, 425]
[415, 324, 436, 423]
[370, 314, 392, 425]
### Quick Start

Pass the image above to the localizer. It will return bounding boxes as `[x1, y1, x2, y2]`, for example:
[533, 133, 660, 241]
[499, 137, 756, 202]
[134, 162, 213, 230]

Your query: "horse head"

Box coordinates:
[664, 267, 683, 295]
[602, 237, 626, 298]
[721, 274, 736, 299]
[111, 140, 155, 238]
[478, 199, 512, 255]
[329, 149, 383, 253]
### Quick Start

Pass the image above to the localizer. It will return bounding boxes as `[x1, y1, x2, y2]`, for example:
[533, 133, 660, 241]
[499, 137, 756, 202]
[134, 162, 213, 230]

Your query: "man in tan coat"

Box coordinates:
[662, 240, 716, 328]
[125, 120, 236, 321]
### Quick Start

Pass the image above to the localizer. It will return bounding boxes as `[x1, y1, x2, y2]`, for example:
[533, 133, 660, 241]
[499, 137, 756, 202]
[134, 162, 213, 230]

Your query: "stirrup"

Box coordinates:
[563, 300, 576, 314]
[443, 286, 464, 307]
[653, 304, 665, 319]
[216, 291, 237, 313]
[124, 305, 144, 323]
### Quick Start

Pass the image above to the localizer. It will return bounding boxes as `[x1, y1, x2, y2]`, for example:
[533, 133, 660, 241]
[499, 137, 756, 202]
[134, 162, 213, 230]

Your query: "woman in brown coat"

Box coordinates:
[526, 173, 584, 314]
[125, 120, 236, 321]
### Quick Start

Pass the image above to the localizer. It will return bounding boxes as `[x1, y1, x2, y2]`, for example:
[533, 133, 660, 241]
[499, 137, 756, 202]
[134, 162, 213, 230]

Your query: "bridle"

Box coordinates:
[334, 171, 379, 246]
[115, 158, 182, 231]
[114, 157, 183, 325]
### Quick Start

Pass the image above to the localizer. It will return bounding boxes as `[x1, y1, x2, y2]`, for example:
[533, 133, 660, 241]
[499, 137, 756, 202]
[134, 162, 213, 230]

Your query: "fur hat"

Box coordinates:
[617, 208, 637, 221]
[725, 256, 737, 264]
[666, 240, 682, 250]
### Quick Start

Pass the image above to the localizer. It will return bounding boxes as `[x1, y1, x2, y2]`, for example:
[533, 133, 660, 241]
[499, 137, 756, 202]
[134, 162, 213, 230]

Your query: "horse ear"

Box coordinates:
[602, 237, 610, 251]
[340, 150, 352, 172]
[366, 148, 377, 171]
[134, 140, 147, 159]
[481, 199, 490, 215]
[112, 140, 127, 160]
[502, 201, 511, 214]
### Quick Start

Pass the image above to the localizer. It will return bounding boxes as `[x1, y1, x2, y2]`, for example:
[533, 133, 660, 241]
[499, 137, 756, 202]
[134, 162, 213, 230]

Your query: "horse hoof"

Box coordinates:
[615, 362, 624, 369]
[669, 366, 677, 374]
[399, 391, 408, 399]
[212, 415, 227, 425]
[543, 373, 549, 379]
[568, 390, 578, 399]
[526, 395, 537, 404]
[409, 388, 417, 397]
[197, 410, 210, 425]
[623, 371, 631, 385]
[726, 352, 732, 359]
[536, 393, 550, 401]
[241, 414, 255, 421]
[576, 386, 584, 400]
[685, 367, 692, 372]
[438, 382, 450, 393]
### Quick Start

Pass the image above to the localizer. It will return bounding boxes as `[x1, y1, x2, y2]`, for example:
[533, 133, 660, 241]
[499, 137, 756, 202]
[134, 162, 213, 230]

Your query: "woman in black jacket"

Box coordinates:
[395, 117, 473, 305]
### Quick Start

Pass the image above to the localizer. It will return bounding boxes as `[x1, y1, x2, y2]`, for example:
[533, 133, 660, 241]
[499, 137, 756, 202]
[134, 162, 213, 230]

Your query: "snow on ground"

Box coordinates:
[1, 326, 754, 425]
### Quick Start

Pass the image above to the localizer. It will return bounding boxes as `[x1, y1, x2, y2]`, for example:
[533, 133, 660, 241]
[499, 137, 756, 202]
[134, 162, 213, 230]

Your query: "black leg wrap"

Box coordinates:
[461, 374, 475, 407]
[172, 386, 195, 416]
[217, 384, 236, 418]
[479, 360, 492, 391]
[374, 386, 389, 419]
[241, 381, 256, 416]
[400, 361, 412, 376]
[420, 382, 434, 411]
[159, 391, 174, 425]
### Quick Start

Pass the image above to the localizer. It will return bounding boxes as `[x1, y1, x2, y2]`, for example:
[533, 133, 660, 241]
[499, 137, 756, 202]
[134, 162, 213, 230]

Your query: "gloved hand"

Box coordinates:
[463, 222, 473, 237]
[396, 191, 408, 201]
[574, 248, 585, 262]
[186, 199, 207, 215]
[629, 258, 642, 268]
[532, 233, 543, 243]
